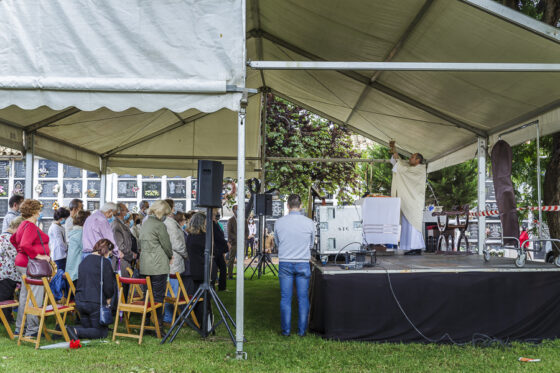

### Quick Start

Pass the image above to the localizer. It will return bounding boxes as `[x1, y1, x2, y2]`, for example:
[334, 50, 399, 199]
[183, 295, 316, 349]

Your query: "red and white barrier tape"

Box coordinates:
[470, 205, 560, 217]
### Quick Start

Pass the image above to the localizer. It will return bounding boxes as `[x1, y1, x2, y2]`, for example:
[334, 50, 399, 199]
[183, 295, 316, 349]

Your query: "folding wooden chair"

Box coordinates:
[18, 275, 74, 349]
[0, 298, 19, 339]
[113, 275, 162, 345]
[125, 267, 144, 302]
[163, 272, 200, 328]
[62, 272, 78, 323]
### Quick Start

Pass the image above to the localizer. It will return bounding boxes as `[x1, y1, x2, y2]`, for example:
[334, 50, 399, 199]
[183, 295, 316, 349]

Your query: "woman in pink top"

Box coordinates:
[10, 199, 50, 337]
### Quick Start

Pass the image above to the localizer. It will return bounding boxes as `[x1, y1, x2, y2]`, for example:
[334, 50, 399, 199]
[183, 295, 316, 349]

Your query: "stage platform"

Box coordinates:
[309, 253, 560, 343]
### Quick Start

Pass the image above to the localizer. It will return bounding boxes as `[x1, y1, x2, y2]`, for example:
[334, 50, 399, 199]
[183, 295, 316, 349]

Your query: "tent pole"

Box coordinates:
[99, 158, 108, 205]
[236, 92, 248, 359]
[536, 121, 542, 238]
[477, 137, 487, 255]
[24, 133, 34, 199]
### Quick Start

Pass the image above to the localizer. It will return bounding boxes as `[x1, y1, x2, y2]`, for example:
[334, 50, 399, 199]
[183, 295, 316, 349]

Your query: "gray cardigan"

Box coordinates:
[164, 217, 187, 274]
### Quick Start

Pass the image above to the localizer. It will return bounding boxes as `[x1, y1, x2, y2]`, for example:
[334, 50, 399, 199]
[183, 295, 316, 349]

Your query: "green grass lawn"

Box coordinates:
[0, 271, 559, 372]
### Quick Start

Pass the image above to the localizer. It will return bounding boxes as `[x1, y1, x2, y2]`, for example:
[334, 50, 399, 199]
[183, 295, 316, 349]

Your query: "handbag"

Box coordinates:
[99, 256, 114, 326]
[26, 226, 53, 278]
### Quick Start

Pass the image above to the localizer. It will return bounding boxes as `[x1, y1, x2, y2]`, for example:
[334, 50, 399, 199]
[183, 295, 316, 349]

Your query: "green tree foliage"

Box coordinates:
[426, 160, 478, 210]
[264, 94, 360, 204]
[510, 136, 552, 218]
[356, 145, 392, 196]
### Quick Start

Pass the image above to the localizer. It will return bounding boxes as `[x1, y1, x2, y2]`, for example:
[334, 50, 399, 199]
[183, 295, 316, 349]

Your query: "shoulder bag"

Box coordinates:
[26, 226, 54, 278]
[99, 256, 114, 326]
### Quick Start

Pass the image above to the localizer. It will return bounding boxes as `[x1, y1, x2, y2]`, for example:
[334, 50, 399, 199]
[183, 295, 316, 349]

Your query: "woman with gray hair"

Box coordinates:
[139, 200, 173, 330]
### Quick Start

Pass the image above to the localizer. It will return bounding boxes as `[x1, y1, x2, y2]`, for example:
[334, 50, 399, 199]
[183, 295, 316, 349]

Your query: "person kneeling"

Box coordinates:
[67, 239, 115, 340]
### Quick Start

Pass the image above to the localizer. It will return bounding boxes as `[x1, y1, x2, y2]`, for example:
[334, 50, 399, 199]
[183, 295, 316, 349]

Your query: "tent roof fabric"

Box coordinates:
[0, 0, 559, 175]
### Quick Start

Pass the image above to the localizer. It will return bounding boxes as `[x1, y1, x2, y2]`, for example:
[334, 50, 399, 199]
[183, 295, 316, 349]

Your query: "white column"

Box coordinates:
[236, 95, 248, 359]
[24, 133, 34, 199]
[477, 137, 487, 254]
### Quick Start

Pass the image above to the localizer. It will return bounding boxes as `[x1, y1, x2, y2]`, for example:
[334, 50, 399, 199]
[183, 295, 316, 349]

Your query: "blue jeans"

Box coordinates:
[279, 262, 311, 336]
[163, 278, 179, 323]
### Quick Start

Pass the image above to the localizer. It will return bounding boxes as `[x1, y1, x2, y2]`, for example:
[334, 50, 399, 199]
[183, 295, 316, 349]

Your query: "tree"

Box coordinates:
[426, 160, 478, 210]
[499, 0, 560, 236]
[356, 145, 392, 196]
[264, 94, 361, 205]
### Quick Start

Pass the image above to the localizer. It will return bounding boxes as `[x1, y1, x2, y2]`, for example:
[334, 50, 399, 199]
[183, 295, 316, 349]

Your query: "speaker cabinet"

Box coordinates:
[255, 193, 273, 216]
[196, 160, 224, 208]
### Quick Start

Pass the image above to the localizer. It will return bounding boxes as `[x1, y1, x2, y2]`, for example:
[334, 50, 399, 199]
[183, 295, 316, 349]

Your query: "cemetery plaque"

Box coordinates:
[174, 200, 186, 212]
[40, 219, 53, 233]
[167, 180, 186, 198]
[87, 201, 100, 211]
[0, 199, 8, 215]
[38, 160, 58, 178]
[38, 181, 59, 198]
[86, 171, 99, 178]
[63, 179, 82, 198]
[0, 179, 9, 197]
[190, 179, 197, 199]
[63, 165, 82, 178]
[486, 221, 502, 240]
[117, 181, 138, 198]
[0, 161, 9, 178]
[14, 160, 26, 178]
[86, 180, 100, 198]
[40, 199, 57, 218]
[142, 181, 161, 199]
[271, 200, 284, 218]
[119, 174, 135, 179]
[12, 180, 24, 196]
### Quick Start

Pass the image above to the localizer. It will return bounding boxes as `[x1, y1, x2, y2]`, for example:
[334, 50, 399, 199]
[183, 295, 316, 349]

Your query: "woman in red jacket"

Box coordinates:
[11, 199, 50, 337]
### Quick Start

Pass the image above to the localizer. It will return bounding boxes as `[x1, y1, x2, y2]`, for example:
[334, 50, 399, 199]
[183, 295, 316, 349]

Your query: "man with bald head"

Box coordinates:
[389, 141, 427, 255]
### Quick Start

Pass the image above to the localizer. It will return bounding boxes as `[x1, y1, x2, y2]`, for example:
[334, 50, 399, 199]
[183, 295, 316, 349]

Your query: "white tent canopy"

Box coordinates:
[1, 0, 560, 358]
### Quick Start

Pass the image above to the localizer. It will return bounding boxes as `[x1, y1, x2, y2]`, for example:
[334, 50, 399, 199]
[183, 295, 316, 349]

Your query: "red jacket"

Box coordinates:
[10, 220, 50, 268]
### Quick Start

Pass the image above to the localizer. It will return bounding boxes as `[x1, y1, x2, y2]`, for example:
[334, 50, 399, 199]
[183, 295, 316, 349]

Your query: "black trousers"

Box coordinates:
[73, 302, 108, 339]
[0, 279, 17, 323]
[211, 254, 227, 291]
[140, 273, 167, 327]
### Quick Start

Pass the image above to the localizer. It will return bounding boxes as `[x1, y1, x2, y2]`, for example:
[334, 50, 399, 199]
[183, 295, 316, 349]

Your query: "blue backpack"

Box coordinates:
[50, 269, 68, 301]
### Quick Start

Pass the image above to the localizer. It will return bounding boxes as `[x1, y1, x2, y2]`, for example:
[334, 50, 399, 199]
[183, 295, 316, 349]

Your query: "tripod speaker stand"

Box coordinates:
[161, 161, 236, 345]
[244, 193, 278, 279]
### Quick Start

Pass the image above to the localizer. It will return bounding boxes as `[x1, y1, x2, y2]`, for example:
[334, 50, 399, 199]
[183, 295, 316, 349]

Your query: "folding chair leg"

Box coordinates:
[35, 315, 45, 349]
[124, 311, 131, 334]
[0, 309, 14, 339]
[172, 302, 179, 326]
[112, 311, 120, 341]
[138, 311, 148, 345]
[53, 311, 70, 342]
[18, 310, 28, 346]
[153, 309, 161, 338]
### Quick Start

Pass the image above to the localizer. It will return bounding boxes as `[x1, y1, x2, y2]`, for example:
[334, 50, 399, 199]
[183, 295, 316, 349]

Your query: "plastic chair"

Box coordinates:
[18, 275, 74, 349]
[112, 275, 162, 345]
[163, 272, 200, 328]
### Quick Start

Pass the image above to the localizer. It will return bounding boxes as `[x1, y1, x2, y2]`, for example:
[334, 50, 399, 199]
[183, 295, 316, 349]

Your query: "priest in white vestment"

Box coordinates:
[389, 141, 426, 254]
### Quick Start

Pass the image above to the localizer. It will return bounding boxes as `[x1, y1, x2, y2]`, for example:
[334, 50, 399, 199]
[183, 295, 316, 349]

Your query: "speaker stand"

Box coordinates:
[161, 208, 236, 345]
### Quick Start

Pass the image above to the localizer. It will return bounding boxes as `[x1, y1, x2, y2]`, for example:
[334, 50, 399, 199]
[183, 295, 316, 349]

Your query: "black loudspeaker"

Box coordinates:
[255, 193, 273, 216]
[196, 160, 224, 208]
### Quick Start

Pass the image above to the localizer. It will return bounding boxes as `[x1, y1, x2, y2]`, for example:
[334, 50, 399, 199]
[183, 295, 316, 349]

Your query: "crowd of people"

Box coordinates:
[0, 195, 249, 341]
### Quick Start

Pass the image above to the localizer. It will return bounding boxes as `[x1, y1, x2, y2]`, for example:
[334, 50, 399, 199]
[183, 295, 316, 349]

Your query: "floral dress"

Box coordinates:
[0, 233, 20, 282]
